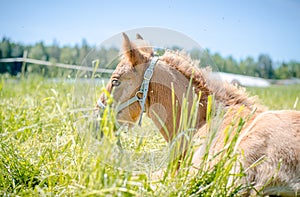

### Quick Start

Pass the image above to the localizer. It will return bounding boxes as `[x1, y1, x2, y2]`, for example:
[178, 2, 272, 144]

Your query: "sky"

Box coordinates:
[1, 0, 300, 62]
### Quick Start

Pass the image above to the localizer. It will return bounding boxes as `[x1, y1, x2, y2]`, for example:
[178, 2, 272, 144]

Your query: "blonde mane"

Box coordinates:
[160, 50, 261, 109]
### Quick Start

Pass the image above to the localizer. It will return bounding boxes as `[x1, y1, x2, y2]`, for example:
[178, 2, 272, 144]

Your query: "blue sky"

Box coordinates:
[1, 0, 300, 62]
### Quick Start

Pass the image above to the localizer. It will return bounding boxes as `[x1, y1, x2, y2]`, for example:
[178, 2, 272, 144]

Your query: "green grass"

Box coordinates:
[0, 75, 299, 196]
[248, 85, 300, 110]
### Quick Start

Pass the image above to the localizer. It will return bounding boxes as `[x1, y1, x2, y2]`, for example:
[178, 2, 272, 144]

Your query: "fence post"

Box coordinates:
[21, 50, 28, 78]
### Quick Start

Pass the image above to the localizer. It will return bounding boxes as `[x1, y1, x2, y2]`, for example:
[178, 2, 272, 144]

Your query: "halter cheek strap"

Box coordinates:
[136, 56, 158, 125]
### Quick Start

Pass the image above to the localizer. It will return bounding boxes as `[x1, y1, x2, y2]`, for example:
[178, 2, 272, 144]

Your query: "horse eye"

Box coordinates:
[111, 79, 121, 87]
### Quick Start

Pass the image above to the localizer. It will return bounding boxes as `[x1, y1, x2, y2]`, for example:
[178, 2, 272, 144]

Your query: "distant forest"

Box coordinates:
[0, 37, 299, 79]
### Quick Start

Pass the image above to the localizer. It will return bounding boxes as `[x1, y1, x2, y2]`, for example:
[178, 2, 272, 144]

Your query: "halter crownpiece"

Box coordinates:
[97, 56, 159, 126]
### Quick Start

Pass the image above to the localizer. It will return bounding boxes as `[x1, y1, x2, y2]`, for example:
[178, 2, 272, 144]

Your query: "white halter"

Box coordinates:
[97, 56, 159, 126]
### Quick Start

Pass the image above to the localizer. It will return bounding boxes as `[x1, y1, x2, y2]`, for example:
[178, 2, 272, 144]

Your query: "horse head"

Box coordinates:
[97, 33, 155, 126]
[97, 33, 207, 141]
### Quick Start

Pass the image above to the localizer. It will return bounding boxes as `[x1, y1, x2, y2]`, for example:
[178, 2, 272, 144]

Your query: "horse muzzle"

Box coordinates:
[97, 98, 106, 109]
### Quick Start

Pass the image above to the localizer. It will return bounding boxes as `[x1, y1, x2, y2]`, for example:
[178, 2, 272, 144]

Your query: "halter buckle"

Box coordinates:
[135, 91, 143, 100]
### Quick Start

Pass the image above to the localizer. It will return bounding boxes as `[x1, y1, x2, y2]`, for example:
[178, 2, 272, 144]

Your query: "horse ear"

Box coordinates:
[135, 33, 154, 58]
[122, 32, 143, 66]
[136, 33, 143, 40]
[122, 32, 132, 53]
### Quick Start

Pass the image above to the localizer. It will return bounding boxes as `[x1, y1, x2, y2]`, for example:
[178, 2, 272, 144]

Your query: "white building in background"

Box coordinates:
[214, 72, 271, 87]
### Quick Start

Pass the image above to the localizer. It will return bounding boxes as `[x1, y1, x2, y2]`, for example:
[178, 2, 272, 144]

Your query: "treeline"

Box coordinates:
[209, 52, 300, 79]
[0, 37, 119, 77]
[0, 37, 299, 79]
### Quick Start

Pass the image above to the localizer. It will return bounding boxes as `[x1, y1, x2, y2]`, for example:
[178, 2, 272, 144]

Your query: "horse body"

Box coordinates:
[193, 107, 300, 196]
[238, 110, 300, 196]
[98, 33, 300, 196]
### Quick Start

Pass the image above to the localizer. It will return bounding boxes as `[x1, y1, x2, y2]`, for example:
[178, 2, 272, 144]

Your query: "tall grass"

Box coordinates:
[248, 85, 300, 110]
[0, 75, 298, 196]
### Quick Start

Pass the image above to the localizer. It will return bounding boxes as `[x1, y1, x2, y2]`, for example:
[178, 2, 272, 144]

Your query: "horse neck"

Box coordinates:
[146, 61, 207, 142]
[194, 92, 266, 144]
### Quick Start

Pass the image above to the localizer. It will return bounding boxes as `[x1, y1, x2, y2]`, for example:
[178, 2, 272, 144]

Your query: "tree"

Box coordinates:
[0, 38, 12, 74]
[275, 62, 291, 79]
[28, 42, 47, 60]
[79, 39, 90, 63]
[11, 43, 24, 57]
[60, 47, 77, 64]
[212, 53, 225, 72]
[288, 61, 300, 78]
[106, 47, 119, 69]
[257, 54, 274, 79]
[27, 42, 48, 75]
[239, 57, 257, 76]
[0, 37, 12, 58]
[47, 39, 60, 62]
[223, 56, 240, 74]
[195, 49, 213, 68]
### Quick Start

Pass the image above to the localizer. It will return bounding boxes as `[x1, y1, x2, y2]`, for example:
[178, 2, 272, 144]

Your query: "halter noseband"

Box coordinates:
[97, 56, 159, 126]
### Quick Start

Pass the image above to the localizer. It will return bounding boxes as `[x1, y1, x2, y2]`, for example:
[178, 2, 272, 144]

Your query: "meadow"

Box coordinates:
[0, 74, 299, 196]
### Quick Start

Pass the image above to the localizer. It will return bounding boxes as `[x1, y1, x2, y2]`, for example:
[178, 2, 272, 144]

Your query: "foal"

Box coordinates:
[97, 33, 300, 196]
